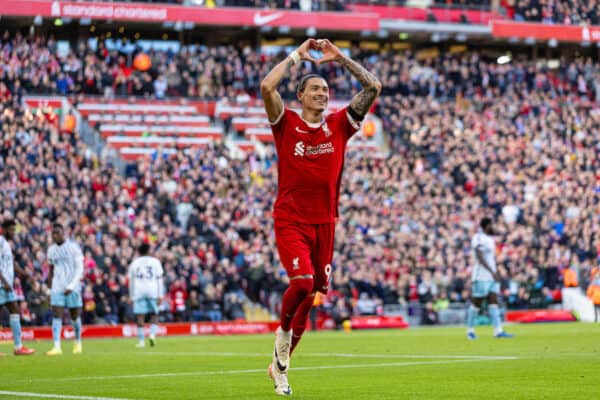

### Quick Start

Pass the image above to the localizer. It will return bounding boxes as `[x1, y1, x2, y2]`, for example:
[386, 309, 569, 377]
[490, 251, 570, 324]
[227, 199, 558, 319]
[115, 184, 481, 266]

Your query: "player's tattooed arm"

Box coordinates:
[261, 39, 318, 123]
[339, 56, 382, 117]
[315, 39, 381, 117]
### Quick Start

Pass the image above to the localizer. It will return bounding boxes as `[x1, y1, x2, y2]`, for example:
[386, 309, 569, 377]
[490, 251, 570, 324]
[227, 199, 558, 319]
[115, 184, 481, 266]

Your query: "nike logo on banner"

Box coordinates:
[295, 126, 308, 133]
[253, 12, 284, 26]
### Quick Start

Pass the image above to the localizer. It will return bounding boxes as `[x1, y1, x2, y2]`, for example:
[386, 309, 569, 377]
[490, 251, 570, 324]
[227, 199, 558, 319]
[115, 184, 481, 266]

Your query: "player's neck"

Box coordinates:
[301, 109, 324, 125]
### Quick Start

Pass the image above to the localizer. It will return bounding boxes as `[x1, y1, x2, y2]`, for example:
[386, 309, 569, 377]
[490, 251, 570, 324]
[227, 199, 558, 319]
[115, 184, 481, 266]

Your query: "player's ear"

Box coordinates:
[296, 90, 303, 102]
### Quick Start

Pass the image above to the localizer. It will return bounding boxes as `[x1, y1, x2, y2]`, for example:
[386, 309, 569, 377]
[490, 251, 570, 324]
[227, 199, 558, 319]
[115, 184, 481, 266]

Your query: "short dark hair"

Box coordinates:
[52, 222, 64, 230]
[298, 74, 325, 93]
[1, 219, 15, 230]
[480, 217, 492, 230]
[139, 243, 151, 255]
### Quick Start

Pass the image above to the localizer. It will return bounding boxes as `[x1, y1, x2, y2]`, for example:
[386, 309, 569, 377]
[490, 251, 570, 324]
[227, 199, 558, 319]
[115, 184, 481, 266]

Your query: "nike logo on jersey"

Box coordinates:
[253, 12, 284, 26]
[295, 126, 309, 134]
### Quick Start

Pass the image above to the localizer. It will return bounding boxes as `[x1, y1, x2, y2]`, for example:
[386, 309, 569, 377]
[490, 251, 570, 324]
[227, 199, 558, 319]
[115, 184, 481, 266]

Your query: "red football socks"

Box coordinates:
[290, 294, 315, 355]
[280, 278, 313, 331]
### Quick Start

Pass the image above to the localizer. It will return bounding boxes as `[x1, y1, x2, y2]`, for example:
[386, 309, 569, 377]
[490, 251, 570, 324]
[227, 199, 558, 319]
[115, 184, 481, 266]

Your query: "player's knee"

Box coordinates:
[290, 278, 313, 299]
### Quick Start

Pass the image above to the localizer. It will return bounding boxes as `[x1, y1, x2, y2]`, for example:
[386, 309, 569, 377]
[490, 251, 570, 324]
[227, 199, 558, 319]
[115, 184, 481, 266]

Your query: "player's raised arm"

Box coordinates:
[316, 39, 381, 119]
[260, 39, 318, 123]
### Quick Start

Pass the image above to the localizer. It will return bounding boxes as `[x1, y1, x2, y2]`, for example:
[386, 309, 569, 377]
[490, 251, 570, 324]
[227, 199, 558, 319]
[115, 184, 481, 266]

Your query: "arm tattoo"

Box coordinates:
[338, 56, 381, 116]
[350, 86, 380, 117]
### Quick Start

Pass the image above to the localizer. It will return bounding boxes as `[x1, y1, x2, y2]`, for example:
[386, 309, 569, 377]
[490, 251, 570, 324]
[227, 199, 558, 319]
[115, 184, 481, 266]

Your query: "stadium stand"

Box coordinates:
[1, 21, 599, 328]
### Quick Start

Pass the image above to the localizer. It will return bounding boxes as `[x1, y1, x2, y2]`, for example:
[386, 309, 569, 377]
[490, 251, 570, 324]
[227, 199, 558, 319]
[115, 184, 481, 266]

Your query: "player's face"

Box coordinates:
[3, 225, 15, 240]
[484, 223, 494, 235]
[52, 227, 64, 244]
[298, 78, 329, 113]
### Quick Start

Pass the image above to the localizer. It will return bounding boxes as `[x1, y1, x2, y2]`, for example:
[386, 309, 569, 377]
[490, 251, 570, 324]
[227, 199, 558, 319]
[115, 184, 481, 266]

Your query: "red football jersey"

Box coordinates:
[271, 107, 361, 224]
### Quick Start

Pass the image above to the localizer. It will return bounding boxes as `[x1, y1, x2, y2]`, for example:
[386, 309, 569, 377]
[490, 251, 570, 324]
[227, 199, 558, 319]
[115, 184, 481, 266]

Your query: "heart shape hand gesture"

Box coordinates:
[295, 38, 344, 65]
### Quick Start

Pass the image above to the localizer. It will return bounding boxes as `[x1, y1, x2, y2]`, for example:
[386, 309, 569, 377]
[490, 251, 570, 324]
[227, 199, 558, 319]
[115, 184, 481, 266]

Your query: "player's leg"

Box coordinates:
[290, 222, 334, 355]
[136, 313, 146, 347]
[269, 220, 316, 395]
[6, 300, 35, 355]
[68, 305, 83, 354]
[466, 282, 483, 339]
[489, 289, 513, 338]
[276, 276, 313, 364]
[0, 294, 8, 356]
[274, 221, 315, 363]
[289, 292, 315, 356]
[148, 298, 159, 347]
[133, 298, 147, 347]
[47, 305, 64, 355]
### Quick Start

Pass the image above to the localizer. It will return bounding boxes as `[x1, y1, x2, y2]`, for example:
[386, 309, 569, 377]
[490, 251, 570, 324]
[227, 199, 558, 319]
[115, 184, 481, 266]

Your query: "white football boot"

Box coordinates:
[268, 363, 292, 396]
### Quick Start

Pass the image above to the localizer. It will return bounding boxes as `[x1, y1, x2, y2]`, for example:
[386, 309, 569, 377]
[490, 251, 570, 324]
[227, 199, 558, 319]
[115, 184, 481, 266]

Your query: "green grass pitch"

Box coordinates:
[0, 323, 599, 399]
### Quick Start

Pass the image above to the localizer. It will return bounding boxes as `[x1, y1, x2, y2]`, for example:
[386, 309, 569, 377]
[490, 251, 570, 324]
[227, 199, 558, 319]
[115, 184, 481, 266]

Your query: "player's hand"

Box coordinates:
[296, 39, 319, 64]
[315, 39, 344, 65]
[64, 289, 73, 295]
[493, 272, 501, 282]
[2, 282, 11, 291]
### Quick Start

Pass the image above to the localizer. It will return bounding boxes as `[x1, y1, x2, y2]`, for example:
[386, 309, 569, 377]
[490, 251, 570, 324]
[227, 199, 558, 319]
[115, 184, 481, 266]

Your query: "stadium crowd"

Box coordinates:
[1, 31, 599, 327]
[512, 0, 599, 25]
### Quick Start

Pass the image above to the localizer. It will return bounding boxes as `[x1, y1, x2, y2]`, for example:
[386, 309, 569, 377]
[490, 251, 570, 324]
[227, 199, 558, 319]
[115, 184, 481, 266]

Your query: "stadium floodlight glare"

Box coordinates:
[399, 32, 409, 40]
[360, 30, 373, 37]
[548, 38, 558, 48]
[54, 18, 63, 26]
[278, 26, 291, 34]
[581, 41, 591, 47]
[497, 55, 511, 65]
[524, 37, 536, 45]
[33, 15, 43, 26]
[306, 27, 316, 37]
[431, 33, 441, 43]
[455, 33, 467, 42]
[79, 18, 91, 26]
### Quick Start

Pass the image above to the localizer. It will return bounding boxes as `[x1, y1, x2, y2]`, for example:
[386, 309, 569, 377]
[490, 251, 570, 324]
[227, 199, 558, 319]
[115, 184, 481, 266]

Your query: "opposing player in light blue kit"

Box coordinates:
[128, 243, 164, 348]
[46, 222, 84, 355]
[0, 219, 36, 356]
[467, 217, 514, 339]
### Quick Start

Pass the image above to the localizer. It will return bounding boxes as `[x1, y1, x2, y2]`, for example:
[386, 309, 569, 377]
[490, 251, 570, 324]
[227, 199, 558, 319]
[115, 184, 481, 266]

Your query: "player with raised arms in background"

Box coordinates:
[467, 217, 514, 340]
[128, 243, 164, 348]
[260, 38, 381, 395]
[46, 222, 85, 355]
[0, 219, 35, 356]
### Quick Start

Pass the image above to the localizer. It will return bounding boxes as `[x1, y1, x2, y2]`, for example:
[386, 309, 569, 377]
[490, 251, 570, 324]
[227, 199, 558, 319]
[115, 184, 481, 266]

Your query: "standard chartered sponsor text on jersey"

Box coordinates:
[306, 142, 334, 156]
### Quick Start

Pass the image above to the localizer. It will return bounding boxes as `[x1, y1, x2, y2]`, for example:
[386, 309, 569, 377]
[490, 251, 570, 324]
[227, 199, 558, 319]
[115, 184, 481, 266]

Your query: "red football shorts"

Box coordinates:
[274, 219, 335, 294]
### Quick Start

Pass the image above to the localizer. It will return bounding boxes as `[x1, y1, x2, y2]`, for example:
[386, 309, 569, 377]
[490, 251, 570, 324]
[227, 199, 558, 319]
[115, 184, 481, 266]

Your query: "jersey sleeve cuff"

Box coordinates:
[346, 110, 361, 131]
[270, 108, 285, 126]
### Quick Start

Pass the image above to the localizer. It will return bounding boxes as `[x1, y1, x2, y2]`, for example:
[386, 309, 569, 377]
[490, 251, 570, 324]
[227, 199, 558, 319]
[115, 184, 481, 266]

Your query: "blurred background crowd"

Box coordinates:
[0, 0, 599, 328]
